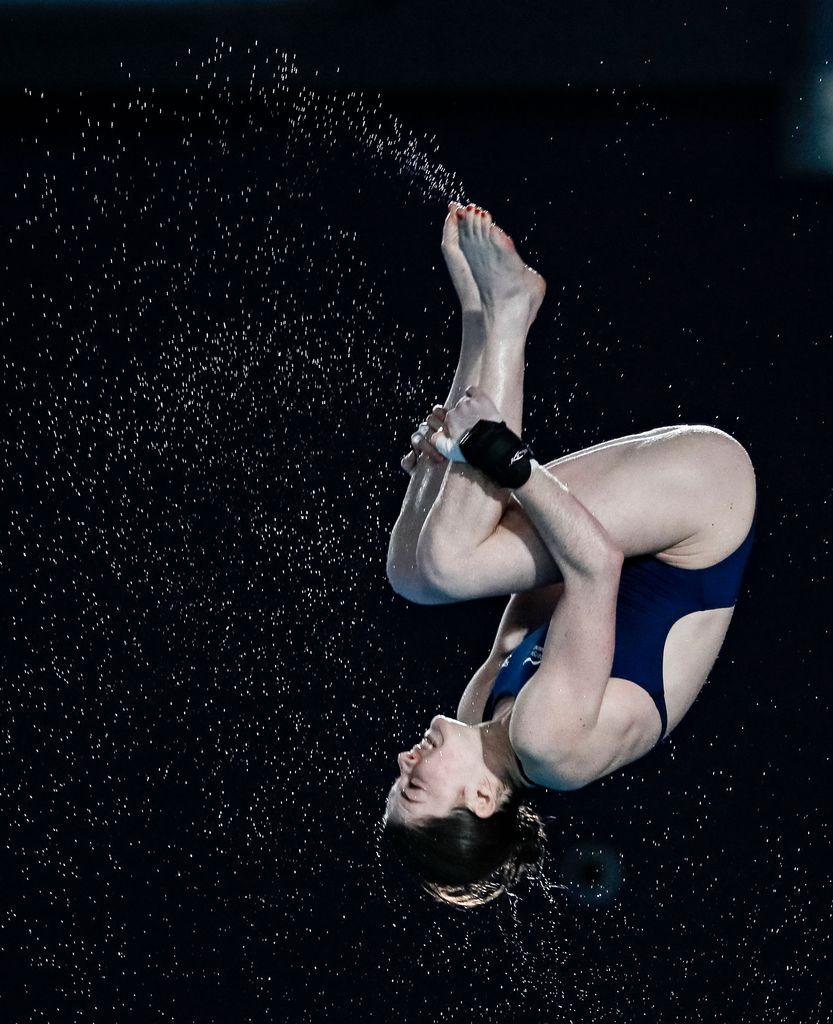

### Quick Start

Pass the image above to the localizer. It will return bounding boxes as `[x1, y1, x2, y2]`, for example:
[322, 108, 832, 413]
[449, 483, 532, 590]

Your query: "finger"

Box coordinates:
[417, 418, 448, 449]
[411, 429, 445, 463]
[426, 412, 445, 432]
[431, 404, 448, 419]
[400, 450, 418, 474]
[423, 437, 447, 463]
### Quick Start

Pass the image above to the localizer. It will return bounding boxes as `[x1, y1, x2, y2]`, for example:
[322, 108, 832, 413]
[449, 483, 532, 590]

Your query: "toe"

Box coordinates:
[442, 205, 460, 246]
[461, 206, 475, 240]
[492, 223, 516, 251]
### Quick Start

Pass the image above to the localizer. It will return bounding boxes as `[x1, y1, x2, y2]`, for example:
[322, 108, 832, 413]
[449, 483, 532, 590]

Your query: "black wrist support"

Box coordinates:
[458, 419, 535, 489]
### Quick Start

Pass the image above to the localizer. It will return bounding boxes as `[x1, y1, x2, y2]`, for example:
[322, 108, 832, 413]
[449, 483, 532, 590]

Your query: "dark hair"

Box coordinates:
[383, 784, 546, 908]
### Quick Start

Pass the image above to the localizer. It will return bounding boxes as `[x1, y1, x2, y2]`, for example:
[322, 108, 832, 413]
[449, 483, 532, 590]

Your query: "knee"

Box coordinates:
[413, 536, 471, 603]
[386, 551, 457, 606]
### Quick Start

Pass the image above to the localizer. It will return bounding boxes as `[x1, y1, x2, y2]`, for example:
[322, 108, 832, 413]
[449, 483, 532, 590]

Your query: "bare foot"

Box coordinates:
[455, 205, 546, 324]
[441, 202, 482, 313]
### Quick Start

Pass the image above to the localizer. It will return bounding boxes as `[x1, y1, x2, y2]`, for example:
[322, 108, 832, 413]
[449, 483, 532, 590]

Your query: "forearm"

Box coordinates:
[511, 461, 622, 578]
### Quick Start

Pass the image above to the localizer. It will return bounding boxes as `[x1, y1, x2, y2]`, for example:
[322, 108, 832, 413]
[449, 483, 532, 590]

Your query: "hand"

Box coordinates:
[399, 405, 450, 476]
[431, 385, 502, 462]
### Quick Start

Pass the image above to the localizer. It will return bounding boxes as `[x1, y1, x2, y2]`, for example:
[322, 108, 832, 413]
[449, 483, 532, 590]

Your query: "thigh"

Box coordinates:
[458, 424, 756, 598]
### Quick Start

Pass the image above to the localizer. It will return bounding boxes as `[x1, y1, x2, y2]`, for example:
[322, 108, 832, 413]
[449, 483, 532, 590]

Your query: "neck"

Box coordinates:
[479, 712, 528, 792]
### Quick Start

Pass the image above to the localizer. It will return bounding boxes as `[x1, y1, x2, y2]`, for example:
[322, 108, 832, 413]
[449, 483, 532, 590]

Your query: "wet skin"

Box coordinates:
[385, 715, 515, 824]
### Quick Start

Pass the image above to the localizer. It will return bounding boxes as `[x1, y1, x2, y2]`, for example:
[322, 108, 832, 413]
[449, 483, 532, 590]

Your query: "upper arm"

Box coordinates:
[456, 651, 505, 725]
[515, 678, 663, 789]
[509, 555, 623, 770]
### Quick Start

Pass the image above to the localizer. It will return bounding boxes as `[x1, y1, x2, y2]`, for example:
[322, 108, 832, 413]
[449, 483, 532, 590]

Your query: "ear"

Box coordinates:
[469, 777, 501, 819]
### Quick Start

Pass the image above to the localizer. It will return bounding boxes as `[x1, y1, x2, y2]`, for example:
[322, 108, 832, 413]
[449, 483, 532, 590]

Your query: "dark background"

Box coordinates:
[1, 3, 831, 1022]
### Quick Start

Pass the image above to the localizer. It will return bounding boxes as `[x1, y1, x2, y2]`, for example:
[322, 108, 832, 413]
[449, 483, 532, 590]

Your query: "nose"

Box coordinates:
[397, 749, 420, 772]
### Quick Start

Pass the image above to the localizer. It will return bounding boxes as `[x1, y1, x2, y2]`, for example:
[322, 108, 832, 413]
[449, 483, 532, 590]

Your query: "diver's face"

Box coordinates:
[385, 715, 496, 823]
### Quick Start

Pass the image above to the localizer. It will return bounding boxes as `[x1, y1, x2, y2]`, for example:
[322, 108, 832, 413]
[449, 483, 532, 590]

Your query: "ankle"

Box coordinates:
[483, 299, 536, 335]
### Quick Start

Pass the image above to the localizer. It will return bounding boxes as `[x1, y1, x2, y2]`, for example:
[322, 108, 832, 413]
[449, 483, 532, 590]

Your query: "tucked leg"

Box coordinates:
[388, 206, 756, 607]
[386, 204, 544, 602]
[422, 423, 757, 601]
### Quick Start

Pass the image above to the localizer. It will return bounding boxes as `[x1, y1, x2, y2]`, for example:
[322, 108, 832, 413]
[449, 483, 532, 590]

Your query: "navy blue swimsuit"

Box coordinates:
[482, 518, 756, 766]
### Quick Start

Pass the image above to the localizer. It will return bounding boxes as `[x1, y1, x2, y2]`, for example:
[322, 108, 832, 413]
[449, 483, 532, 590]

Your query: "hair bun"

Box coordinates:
[504, 805, 546, 881]
[384, 791, 549, 909]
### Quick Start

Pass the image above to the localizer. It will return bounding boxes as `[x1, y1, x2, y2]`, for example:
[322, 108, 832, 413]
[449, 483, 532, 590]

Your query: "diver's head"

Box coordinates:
[382, 715, 546, 907]
[387, 715, 508, 821]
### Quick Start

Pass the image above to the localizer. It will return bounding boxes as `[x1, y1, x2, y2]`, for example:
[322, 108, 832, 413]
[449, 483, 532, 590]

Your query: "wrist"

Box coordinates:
[512, 458, 540, 491]
[458, 420, 535, 489]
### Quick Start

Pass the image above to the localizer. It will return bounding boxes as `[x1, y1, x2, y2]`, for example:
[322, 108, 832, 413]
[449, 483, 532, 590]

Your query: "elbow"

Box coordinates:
[602, 541, 624, 573]
[512, 737, 591, 792]
[587, 532, 624, 578]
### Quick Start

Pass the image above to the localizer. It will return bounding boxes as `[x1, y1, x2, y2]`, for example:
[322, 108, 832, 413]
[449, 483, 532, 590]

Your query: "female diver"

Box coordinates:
[382, 202, 757, 908]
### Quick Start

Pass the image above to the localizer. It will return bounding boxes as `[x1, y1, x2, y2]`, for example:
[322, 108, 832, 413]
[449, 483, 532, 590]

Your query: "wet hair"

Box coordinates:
[383, 783, 546, 908]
